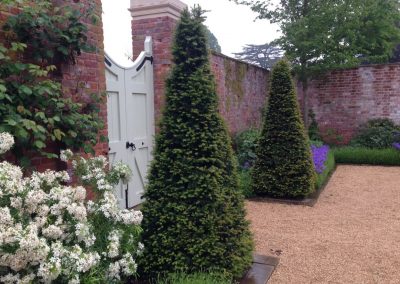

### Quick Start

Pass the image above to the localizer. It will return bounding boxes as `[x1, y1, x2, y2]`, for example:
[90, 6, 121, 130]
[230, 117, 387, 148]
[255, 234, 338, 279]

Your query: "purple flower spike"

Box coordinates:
[393, 142, 400, 151]
[311, 145, 330, 174]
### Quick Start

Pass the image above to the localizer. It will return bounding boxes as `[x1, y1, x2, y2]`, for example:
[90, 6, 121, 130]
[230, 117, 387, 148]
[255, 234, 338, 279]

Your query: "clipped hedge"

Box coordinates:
[252, 60, 316, 198]
[333, 147, 400, 166]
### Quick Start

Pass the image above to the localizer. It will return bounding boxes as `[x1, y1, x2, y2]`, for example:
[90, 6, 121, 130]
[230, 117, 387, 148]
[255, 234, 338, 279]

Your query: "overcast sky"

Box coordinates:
[101, 0, 280, 67]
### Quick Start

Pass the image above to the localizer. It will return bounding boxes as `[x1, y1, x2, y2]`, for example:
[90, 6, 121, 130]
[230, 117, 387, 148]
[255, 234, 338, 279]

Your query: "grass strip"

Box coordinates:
[333, 147, 400, 166]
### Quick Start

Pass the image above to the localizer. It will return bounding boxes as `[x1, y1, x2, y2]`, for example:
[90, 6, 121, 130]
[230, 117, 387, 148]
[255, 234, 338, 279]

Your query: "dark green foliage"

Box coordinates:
[234, 128, 260, 168]
[238, 169, 254, 198]
[252, 60, 316, 198]
[3, 0, 98, 65]
[234, 42, 283, 69]
[333, 147, 400, 166]
[140, 7, 252, 279]
[157, 272, 231, 284]
[351, 119, 400, 149]
[204, 26, 221, 53]
[315, 151, 335, 189]
[308, 109, 321, 141]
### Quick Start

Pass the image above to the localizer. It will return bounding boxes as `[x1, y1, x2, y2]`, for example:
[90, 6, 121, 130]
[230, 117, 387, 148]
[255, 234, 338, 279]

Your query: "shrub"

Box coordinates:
[351, 118, 400, 149]
[321, 128, 344, 146]
[139, 7, 253, 279]
[252, 60, 316, 198]
[333, 147, 400, 166]
[234, 128, 260, 168]
[0, 133, 143, 283]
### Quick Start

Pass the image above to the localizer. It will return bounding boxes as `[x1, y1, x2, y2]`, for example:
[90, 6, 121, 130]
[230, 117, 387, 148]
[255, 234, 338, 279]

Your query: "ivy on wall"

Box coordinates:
[0, 0, 104, 168]
[223, 58, 246, 110]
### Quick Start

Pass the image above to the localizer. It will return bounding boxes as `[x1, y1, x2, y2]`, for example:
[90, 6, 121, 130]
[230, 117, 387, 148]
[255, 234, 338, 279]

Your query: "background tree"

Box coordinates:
[234, 42, 283, 69]
[204, 25, 222, 52]
[139, 6, 252, 279]
[252, 60, 316, 198]
[232, 0, 400, 125]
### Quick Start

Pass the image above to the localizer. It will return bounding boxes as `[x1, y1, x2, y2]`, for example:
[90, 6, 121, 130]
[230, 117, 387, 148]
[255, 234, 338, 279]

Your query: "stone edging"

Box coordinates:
[247, 165, 337, 207]
[239, 254, 280, 284]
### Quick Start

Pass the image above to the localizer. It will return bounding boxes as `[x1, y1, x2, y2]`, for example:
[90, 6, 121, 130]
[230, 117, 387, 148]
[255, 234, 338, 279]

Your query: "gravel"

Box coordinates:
[246, 165, 400, 284]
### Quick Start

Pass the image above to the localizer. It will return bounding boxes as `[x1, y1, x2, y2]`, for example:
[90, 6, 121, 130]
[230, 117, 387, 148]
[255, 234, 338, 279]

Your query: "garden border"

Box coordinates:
[247, 165, 337, 207]
[239, 254, 280, 284]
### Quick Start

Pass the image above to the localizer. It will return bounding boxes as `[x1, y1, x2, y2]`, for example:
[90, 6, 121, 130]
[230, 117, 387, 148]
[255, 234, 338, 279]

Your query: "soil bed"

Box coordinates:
[246, 165, 400, 284]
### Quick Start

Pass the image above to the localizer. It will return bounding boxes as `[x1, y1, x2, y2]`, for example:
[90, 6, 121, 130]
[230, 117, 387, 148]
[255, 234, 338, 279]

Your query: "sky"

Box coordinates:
[101, 0, 280, 67]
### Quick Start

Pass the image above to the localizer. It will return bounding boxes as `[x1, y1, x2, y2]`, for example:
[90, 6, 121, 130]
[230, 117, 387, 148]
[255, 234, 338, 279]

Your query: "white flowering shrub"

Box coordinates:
[0, 133, 143, 283]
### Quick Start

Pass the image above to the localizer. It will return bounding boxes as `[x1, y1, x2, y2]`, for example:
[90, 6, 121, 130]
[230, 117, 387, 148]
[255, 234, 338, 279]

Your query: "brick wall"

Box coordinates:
[297, 63, 400, 144]
[0, 1, 107, 171]
[211, 52, 269, 134]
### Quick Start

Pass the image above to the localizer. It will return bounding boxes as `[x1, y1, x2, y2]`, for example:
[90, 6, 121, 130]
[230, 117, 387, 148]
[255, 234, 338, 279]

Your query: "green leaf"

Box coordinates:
[20, 85, 33, 95]
[53, 129, 64, 140]
[15, 63, 26, 71]
[35, 112, 46, 120]
[34, 140, 46, 149]
[6, 119, 17, 126]
[37, 125, 47, 133]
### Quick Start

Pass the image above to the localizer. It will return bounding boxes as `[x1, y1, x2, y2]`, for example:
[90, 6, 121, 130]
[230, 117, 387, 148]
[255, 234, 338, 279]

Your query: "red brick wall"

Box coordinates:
[0, 1, 107, 171]
[297, 63, 400, 144]
[211, 52, 269, 134]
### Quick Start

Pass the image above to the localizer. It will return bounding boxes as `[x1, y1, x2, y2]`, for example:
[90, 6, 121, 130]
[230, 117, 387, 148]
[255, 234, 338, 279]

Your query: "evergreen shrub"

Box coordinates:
[139, 7, 253, 279]
[351, 118, 400, 149]
[252, 60, 316, 198]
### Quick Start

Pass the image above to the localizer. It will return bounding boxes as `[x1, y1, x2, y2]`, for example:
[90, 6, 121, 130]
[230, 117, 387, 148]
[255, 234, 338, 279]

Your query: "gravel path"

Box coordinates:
[246, 165, 400, 284]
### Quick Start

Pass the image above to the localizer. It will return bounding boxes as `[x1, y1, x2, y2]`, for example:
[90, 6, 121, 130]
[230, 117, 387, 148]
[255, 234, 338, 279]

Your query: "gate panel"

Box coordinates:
[105, 37, 155, 208]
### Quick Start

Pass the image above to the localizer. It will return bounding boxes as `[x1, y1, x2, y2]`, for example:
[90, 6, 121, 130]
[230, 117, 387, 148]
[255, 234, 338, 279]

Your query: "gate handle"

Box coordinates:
[126, 142, 136, 151]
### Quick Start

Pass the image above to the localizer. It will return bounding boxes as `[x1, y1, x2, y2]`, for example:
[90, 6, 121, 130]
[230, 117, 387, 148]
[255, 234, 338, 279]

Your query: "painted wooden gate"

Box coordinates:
[105, 37, 155, 208]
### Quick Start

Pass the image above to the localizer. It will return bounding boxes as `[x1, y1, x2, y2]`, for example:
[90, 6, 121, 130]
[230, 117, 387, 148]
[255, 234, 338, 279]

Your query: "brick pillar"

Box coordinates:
[130, 0, 186, 125]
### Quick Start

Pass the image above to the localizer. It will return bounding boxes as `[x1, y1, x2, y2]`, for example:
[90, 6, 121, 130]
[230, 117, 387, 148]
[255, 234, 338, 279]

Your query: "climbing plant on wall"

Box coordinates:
[0, 0, 104, 167]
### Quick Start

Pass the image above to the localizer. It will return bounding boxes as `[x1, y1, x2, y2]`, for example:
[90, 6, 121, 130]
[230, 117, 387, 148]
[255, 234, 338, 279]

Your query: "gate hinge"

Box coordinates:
[136, 56, 153, 71]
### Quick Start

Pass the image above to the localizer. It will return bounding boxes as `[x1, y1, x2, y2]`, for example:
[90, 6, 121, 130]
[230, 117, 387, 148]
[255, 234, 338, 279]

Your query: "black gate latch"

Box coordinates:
[126, 141, 136, 151]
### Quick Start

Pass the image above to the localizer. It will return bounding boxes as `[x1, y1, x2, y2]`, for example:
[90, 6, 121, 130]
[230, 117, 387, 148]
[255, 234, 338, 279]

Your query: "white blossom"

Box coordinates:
[0, 132, 14, 154]
[107, 230, 121, 258]
[107, 262, 121, 281]
[60, 149, 73, 162]
[0, 134, 141, 282]
[42, 225, 63, 240]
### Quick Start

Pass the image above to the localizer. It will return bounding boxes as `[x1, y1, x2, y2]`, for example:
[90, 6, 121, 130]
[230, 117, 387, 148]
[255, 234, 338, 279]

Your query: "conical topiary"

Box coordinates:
[252, 60, 316, 198]
[139, 6, 253, 279]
